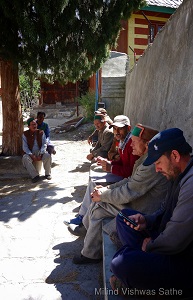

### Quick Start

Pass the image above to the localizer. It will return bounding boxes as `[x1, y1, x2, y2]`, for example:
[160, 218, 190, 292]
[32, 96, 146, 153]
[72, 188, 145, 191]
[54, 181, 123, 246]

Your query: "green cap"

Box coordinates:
[27, 117, 35, 126]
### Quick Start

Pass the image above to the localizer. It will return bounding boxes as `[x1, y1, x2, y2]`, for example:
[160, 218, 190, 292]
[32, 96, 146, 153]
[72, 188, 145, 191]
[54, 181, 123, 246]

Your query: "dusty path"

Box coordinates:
[0, 123, 103, 300]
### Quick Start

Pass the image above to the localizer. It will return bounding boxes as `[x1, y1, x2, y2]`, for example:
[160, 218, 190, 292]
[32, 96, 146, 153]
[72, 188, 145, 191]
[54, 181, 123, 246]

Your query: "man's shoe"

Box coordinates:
[32, 175, 40, 183]
[68, 224, 87, 237]
[109, 231, 123, 249]
[45, 175, 52, 180]
[73, 254, 102, 264]
[63, 214, 83, 226]
[109, 275, 126, 295]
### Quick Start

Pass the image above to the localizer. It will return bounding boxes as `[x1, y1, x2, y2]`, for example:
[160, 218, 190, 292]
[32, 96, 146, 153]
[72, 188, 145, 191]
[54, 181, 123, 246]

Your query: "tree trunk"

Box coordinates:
[1, 60, 23, 155]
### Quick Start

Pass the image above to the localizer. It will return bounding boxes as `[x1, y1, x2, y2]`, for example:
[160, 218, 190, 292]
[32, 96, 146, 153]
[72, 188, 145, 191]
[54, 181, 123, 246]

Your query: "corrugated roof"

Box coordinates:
[146, 0, 183, 8]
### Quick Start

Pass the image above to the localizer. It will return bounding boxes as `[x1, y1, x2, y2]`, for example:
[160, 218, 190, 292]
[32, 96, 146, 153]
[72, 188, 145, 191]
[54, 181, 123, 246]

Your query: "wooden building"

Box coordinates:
[39, 72, 101, 106]
[116, 0, 182, 68]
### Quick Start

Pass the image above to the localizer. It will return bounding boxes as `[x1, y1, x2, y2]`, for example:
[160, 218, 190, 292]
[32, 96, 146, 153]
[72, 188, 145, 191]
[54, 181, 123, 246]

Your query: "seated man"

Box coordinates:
[107, 135, 120, 161]
[86, 114, 114, 161]
[110, 128, 193, 297]
[71, 124, 171, 264]
[65, 115, 139, 227]
[95, 115, 140, 178]
[88, 108, 113, 146]
[36, 111, 56, 155]
[22, 117, 52, 183]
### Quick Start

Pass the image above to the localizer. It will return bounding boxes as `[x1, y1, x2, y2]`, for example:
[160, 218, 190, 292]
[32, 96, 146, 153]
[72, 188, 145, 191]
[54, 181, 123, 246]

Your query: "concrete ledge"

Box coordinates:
[102, 220, 125, 300]
[0, 156, 28, 178]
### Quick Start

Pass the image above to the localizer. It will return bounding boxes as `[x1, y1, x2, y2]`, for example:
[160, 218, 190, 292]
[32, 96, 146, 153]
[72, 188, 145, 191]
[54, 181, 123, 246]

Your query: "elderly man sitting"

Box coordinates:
[71, 124, 171, 264]
[22, 117, 52, 183]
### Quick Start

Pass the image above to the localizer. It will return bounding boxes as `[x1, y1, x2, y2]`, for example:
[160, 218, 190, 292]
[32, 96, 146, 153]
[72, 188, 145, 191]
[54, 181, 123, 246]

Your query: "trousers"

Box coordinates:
[81, 202, 120, 259]
[22, 153, 51, 179]
[111, 209, 193, 294]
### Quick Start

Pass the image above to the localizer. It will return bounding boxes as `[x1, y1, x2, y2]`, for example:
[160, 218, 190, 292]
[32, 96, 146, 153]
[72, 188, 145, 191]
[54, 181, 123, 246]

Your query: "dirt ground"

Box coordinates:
[0, 121, 104, 300]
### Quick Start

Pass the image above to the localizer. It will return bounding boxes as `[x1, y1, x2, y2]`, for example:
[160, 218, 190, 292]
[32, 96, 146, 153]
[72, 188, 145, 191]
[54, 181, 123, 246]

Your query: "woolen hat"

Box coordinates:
[27, 117, 35, 126]
[109, 115, 130, 128]
[143, 128, 192, 166]
[131, 123, 159, 141]
[94, 115, 105, 122]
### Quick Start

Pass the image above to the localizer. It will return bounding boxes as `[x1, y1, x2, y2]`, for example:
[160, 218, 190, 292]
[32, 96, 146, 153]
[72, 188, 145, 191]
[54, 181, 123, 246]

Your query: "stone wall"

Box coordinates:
[101, 51, 128, 118]
[124, 0, 193, 145]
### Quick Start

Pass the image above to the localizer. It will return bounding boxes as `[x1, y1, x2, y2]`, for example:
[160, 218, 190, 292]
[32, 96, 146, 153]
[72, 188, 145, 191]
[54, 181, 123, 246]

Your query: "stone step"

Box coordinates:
[0, 156, 28, 178]
[102, 220, 125, 300]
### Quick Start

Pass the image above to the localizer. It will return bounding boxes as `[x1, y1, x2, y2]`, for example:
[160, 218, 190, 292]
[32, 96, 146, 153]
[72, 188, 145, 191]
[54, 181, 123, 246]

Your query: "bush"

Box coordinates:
[77, 90, 96, 121]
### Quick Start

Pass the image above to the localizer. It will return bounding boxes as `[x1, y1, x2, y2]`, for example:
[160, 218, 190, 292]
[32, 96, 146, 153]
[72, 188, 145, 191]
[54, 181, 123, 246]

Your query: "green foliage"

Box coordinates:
[77, 90, 96, 121]
[0, 0, 146, 83]
[19, 69, 40, 111]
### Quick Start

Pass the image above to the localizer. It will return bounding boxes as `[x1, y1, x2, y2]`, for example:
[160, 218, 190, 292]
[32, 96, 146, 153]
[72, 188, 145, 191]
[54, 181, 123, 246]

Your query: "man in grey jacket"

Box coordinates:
[110, 128, 193, 297]
[72, 124, 170, 264]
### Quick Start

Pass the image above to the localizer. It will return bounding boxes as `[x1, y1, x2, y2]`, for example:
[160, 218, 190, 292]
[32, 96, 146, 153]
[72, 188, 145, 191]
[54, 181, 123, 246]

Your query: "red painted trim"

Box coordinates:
[134, 38, 148, 45]
[135, 27, 149, 35]
[135, 18, 148, 25]
[134, 48, 145, 55]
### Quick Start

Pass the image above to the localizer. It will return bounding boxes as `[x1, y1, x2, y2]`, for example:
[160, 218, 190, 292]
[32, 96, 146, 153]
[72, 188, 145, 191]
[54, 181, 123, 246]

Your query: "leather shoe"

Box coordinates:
[45, 175, 52, 180]
[73, 254, 102, 264]
[68, 224, 86, 237]
[32, 175, 40, 183]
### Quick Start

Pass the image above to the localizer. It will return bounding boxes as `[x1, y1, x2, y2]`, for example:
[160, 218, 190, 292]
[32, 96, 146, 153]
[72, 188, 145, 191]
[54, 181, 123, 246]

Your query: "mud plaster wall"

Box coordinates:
[124, 0, 193, 145]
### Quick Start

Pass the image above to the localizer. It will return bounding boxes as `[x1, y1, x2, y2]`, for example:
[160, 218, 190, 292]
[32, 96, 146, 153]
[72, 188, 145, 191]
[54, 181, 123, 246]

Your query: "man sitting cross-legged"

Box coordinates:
[71, 124, 171, 264]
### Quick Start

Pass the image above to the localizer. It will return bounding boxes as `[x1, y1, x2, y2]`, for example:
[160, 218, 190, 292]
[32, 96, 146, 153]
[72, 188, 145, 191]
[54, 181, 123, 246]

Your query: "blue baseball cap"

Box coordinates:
[143, 128, 192, 166]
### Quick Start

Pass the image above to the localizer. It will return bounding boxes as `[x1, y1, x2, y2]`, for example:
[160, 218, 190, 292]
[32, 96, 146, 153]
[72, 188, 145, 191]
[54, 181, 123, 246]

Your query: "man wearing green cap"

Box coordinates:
[72, 124, 170, 264]
[86, 115, 114, 161]
[22, 118, 52, 183]
[87, 108, 113, 147]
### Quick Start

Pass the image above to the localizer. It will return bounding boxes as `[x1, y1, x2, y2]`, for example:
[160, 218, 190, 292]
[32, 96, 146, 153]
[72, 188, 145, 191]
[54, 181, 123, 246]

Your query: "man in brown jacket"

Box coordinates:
[22, 118, 52, 183]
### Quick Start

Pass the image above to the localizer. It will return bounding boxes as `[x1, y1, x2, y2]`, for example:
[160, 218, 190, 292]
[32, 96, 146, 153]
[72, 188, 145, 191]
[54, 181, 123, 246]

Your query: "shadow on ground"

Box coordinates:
[0, 182, 87, 223]
[45, 238, 103, 300]
[69, 161, 91, 173]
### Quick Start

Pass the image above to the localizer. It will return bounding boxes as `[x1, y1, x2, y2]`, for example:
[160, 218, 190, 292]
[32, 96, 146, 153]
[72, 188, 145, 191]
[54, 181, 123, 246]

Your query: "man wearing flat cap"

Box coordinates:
[86, 114, 114, 161]
[72, 123, 170, 264]
[110, 128, 193, 297]
[22, 118, 52, 183]
[87, 108, 113, 146]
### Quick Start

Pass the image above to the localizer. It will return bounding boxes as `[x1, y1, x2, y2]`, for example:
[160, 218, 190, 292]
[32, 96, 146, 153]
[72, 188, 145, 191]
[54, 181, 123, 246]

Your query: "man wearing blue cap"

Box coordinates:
[110, 128, 193, 297]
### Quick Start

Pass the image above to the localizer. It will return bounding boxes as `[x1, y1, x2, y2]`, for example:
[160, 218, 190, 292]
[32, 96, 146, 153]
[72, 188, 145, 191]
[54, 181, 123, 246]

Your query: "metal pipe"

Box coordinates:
[129, 46, 136, 64]
[95, 71, 99, 111]
[141, 11, 154, 44]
